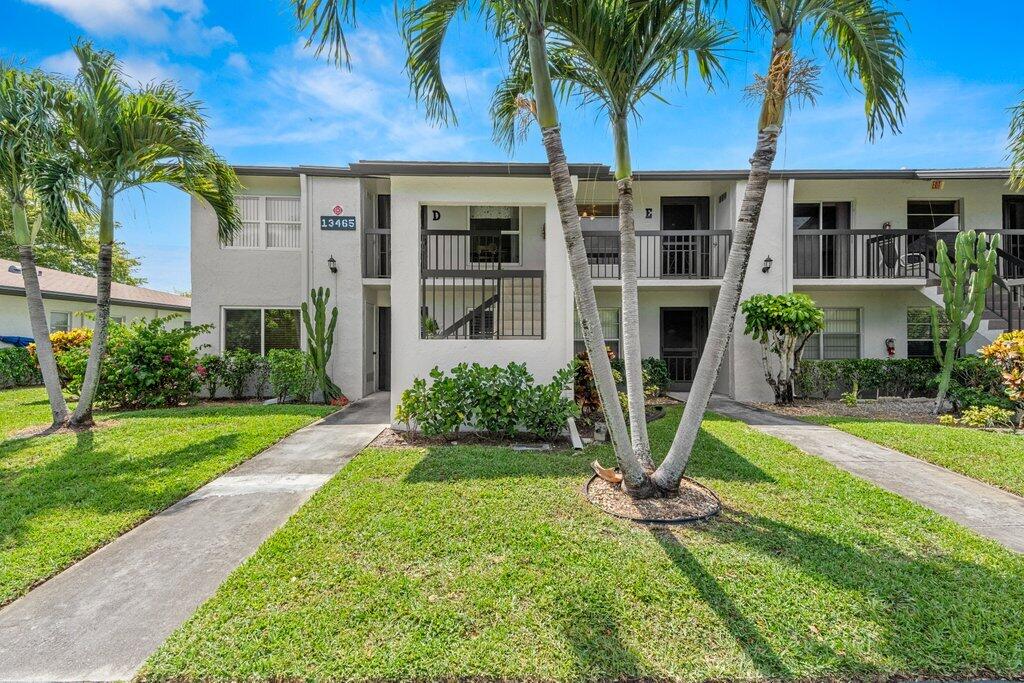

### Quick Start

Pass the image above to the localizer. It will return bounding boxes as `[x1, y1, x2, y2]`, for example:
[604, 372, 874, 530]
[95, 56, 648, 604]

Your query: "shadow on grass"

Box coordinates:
[0, 433, 241, 559]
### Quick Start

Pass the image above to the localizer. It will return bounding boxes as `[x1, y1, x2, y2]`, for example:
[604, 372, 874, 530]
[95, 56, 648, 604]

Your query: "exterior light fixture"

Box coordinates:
[762, 255, 773, 273]
[328, 255, 338, 273]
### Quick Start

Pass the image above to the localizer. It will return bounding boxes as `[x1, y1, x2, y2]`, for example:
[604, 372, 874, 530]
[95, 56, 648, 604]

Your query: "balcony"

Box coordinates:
[419, 229, 543, 340]
[363, 230, 391, 278]
[582, 230, 732, 280]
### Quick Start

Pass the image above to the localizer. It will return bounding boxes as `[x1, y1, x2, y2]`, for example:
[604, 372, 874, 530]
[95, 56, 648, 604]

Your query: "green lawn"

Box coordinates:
[0, 387, 72, 437]
[142, 407, 1024, 681]
[0, 387, 334, 605]
[803, 416, 1024, 497]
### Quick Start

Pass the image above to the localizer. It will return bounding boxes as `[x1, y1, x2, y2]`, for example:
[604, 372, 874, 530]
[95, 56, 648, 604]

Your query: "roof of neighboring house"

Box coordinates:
[0, 259, 191, 312]
[231, 161, 1014, 182]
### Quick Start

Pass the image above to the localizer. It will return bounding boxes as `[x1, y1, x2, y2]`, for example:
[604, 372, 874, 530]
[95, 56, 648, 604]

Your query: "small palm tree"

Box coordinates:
[650, 0, 907, 494]
[1010, 97, 1024, 191]
[63, 41, 241, 426]
[492, 0, 731, 472]
[0, 66, 82, 428]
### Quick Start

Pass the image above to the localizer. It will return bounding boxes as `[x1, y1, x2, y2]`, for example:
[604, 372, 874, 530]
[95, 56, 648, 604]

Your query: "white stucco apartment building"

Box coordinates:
[190, 161, 1024, 417]
[0, 258, 191, 346]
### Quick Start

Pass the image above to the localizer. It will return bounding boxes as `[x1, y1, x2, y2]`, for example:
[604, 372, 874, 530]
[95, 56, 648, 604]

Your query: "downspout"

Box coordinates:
[300, 173, 310, 352]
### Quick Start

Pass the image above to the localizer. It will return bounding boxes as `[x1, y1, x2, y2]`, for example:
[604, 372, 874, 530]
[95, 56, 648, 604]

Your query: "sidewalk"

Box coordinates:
[0, 392, 391, 682]
[701, 395, 1024, 553]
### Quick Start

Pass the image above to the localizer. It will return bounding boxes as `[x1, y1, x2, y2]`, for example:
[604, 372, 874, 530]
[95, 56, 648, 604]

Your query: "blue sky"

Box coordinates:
[2, 0, 1021, 292]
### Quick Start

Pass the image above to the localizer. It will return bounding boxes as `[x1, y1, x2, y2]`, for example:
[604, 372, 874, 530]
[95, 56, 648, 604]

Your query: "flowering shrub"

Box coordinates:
[60, 317, 210, 409]
[196, 354, 225, 398]
[0, 347, 40, 388]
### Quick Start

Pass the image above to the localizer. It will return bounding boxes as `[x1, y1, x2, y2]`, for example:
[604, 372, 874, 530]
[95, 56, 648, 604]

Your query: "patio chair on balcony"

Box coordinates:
[875, 234, 926, 278]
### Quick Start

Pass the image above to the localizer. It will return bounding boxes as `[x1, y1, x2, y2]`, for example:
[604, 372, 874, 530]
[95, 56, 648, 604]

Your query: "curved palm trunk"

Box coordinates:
[613, 115, 652, 471]
[71, 194, 114, 426]
[652, 41, 790, 492]
[526, 25, 651, 494]
[17, 241, 70, 427]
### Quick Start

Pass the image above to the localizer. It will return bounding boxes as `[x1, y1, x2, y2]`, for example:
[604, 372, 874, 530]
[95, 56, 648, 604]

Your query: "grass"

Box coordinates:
[0, 387, 72, 437]
[803, 415, 1024, 497]
[142, 406, 1024, 681]
[0, 387, 334, 605]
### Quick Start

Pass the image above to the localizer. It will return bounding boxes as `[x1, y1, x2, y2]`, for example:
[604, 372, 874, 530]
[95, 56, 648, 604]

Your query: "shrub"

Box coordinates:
[740, 293, 824, 404]
[957, 405, 1016, 429]
[396, 362, 579, 439]
[575, 349, 621, 418]
[795, 358, 938, 399]
[196, 353, 225, 399]
[0, 347, 40, 388]
[945, 354, 1012, 411]
[252, 356, 271, 400]
[60, 316, 209, 409]
[980, 331, 1024, 405]
[268, 349, 315, 403]
[641, 357, 670, 397]
[222, 349, 258, 400]
[30, 328, 92, 388]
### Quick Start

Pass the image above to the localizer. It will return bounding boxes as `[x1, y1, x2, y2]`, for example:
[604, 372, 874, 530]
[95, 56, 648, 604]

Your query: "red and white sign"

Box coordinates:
[332, 204, 343, 215]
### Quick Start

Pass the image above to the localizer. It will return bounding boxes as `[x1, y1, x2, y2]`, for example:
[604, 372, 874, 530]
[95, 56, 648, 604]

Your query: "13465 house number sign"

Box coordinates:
[320, 215, 356, 230]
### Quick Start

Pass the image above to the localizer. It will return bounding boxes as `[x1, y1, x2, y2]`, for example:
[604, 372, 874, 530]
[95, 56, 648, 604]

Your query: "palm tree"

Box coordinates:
[649, 0, 907, 494]
[1010, 97, 1024, 191]
[64, 41, 241, 426]
[492, 0, 731, 471]
[401, 0, 658, 490]
[0, 66, 82, 428]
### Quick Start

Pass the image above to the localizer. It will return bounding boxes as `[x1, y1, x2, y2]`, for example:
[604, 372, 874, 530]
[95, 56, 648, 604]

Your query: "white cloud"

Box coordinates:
[225, 52, 251, 75]
[40, 49, 198, 87]
[22, 0, 233, 54]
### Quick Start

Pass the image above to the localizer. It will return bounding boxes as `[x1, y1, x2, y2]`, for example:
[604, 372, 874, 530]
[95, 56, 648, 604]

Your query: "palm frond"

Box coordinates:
[807, 0, 907, 139]
[1009, 97, 1024, 191]
[402, 0, 471, 125]
[293, 0, 357, 67]
[490, 57, 537, 152]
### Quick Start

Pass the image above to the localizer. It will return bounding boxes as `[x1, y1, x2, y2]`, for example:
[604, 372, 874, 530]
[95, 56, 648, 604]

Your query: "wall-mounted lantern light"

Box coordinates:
[762, 255, 773, 273]
[328, 255, 338, 273]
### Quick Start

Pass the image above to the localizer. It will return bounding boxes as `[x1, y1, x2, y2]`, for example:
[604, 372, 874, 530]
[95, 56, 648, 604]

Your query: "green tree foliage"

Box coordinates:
[741, 293, 824, 404]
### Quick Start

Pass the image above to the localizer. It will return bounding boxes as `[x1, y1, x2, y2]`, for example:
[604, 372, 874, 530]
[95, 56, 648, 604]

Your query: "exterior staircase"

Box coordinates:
[498, 276, 543, 339]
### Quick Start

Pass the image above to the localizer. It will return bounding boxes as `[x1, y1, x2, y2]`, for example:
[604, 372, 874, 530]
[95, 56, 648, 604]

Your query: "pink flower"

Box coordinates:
[163, 354, 173, 363]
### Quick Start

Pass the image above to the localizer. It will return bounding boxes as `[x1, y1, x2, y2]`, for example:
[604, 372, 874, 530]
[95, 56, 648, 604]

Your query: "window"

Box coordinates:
[574, 308, 620, 356]
[49, 311, 70, 333]
[224, 308, 300, 355]
[469, 206, 520, 264]
[579, 203, 619, 230]
[111, 316, 126, 325]
[793, 202, 851, 232]
[226, 196, 301, 249]
[907, 200, 960, 232]
[804, 308, 860, 360]
[907, 307, 950, 358]
[376, 194, 391, 231]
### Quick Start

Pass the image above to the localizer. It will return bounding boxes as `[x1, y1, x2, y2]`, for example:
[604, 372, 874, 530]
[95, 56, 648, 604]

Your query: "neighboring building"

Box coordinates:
[190, 162, 1024, 416]
[0, 258, 191, 345]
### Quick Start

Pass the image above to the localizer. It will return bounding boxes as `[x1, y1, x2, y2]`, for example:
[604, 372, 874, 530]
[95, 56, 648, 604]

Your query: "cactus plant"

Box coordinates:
[302, 287, 344, 403]
[931, 230, 1000, 413]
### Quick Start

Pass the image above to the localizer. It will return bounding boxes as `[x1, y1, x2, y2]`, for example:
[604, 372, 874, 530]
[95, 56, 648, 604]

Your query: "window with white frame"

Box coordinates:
[803, 308, 860, 360]
[574, 308, 620, 357]
[907, 306, 951, 359]
[907, 199, 961, 232]
[223, 307, 300, 355]
[49, 311, 70, 333]
[226, 196, 301, 249]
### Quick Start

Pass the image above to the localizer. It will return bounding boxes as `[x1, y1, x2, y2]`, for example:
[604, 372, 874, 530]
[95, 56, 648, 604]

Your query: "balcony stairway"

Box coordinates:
[498, 276, 543, 339]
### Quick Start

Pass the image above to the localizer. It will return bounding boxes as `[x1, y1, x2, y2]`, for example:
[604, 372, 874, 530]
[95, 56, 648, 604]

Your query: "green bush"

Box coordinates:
[944, 355, 1012, 411]
[576, 349, 621, 417]
[396, 362, 578, 439]
[0, 347, 41, 388]
[222, 349, 258, 400]
[641, 357, 670, 397]
[795, 358, 938, 399]
[268, 349, 315, 403]
[196, 353, 225, 399]
[252, 356, 270, 400]
[59, 316, 209, 409]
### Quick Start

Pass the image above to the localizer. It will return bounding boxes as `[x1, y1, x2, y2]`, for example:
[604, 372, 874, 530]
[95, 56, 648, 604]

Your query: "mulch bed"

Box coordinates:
[756, 397, 941, 424]
[585, 475, 721, 524]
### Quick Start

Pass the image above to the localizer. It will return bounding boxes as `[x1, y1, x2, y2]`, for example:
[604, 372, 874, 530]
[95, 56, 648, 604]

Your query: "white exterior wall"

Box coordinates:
[0, 294, 188, 346]
[389, 175, 574, 421]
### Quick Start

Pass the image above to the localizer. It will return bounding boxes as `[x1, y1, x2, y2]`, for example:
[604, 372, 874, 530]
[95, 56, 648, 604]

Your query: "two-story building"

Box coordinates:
[190, 162, 1024, 416]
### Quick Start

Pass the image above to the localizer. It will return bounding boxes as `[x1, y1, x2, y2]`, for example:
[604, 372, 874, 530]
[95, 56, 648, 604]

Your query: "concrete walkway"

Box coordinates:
[693, 395, 1024, 553]
[0, 392, 391, 682]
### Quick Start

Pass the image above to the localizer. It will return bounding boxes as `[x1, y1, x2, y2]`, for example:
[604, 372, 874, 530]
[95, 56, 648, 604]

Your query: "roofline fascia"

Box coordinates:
[0, 285, 191, 312]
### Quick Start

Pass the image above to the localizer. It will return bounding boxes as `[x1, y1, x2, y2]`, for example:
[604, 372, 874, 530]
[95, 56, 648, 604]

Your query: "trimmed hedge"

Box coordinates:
[0, 347, 40, 389]
[795, 358, 939, 399]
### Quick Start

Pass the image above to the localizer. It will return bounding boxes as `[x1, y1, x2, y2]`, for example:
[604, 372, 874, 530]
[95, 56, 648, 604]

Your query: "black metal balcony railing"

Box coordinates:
[420, 229, 543, 339]
[582, 230, 732, 279]
[362, 230, 391, 278]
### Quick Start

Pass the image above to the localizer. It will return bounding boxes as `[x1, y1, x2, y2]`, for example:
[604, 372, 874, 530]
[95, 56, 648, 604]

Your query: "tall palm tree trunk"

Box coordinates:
[526, 23, 650, 494]
[613, 115, 652, 471]
[71, 194, 114, 426]
[652, 41, 790, 492]
[17, 241, 70, 427]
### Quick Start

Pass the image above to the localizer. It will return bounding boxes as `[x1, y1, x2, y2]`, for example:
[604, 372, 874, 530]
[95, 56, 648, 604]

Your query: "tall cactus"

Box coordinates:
[302, 287, 344, 403]
[931, 230, 1000, 413]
